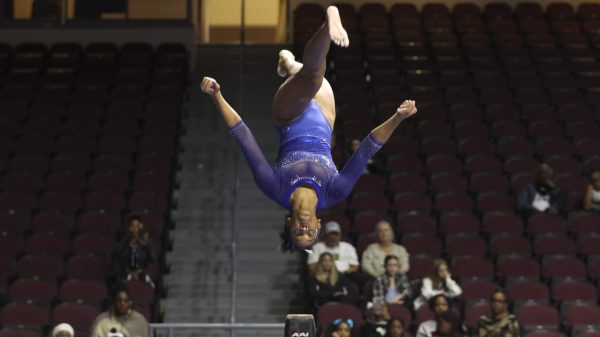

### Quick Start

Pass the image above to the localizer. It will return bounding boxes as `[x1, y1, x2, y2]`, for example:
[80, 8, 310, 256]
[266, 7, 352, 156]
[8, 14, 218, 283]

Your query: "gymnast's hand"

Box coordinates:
[201, 76, 220, 96]
[396, 100, 417, 120]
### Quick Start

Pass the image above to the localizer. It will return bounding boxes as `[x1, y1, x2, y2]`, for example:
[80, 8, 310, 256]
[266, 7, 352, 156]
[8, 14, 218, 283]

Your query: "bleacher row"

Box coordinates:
[294, 2, 600, 337]
[0, 42, 187, 337]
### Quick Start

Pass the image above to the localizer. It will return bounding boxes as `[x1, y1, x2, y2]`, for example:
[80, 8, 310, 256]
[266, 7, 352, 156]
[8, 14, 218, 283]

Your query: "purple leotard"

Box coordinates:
[229, 99, 382, 211]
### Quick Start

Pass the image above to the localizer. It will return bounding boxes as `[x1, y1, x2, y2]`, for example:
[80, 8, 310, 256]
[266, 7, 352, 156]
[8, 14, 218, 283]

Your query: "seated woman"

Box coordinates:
[416, 295, 451, 337]
[201, 5, 417, 252]
[308, 252, 358, 307]
[583, 171, 600, 212]
[373, 255, 412, 305]
[413, 259, 461, 310]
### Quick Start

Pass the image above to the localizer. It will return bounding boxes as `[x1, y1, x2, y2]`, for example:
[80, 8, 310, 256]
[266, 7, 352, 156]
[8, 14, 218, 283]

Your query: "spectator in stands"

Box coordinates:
[416, 294, 451, 337]
[90, 285, 148, 337]
[326, 318, 355, 337]
[308, 252, 358, 306]
[414, 259, 461, 310]
[348, 137, 385, 176]
[373, 255, 412, 305]
[476, 289, 520, 337]
[517, 164, 567, 218]
[434, 311, 463, 337]
[583, 171, 600, 212]
[307, 221, 359, 274]
[112, 214, 155, 287]
[385, 318, 405, 337]
[361, 297, 391, 337]
[362, 221, 409, 278]
[52, 323, 75, 337]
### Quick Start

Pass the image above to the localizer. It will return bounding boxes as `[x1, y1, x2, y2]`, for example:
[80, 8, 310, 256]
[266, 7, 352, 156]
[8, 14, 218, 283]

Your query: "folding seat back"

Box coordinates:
[452, 257, 494, 280]
[498, 258, 540, 281]
[507, 281, 550, 304]
[58, 278, 108, 305]
[24, 233, 70, 255]
[516, 304, 559, 330]
[65, 255, 110, 280]
[9, 278, 57, 303]
[535, 236, 577, 257]
[51, 303, 101, 330]
[396, 214, 436, 236]
[543, 257, 586, 280]
[552, 281, 597, 303]
[0, 302, 50, 327]
[446, 236, 487, 258]
[72, 234, 115, 256]
[17, 254, 64, 279]
[402, 236, 442, 256]
[317, 302, 364, 329]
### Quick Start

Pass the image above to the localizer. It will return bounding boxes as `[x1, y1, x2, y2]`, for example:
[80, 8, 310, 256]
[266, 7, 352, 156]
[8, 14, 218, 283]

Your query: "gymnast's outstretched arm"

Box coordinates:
[371, 100, 417, 144]
[324, 100, 417, 208]
[201, 77, 242, 128]
[201, 76, 278, 201]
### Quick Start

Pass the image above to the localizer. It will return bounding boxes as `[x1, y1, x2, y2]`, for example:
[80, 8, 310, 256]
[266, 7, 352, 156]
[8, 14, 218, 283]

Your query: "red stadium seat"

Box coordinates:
[316, 302, 364, 329]
[516, 304, 559, 330]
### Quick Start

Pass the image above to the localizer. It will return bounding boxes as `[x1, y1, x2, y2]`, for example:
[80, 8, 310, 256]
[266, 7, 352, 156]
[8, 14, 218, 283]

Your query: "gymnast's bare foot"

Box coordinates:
[326, 6, 349, 47]
[277, 49, 302, 77]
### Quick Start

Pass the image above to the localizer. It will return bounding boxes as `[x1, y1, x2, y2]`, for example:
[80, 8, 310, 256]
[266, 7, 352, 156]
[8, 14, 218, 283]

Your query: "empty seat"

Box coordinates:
[527, 214, 567, 236]
[65, 255, 110, 281]
[51, 303, 101, 330]
[17, 254, 64, 279]
[401, 236, 442, 256]
[439, 213, 480, 235]
[24, 233, 70, 255]
[482, 213, 523, 235]
[72, 233, 115, 256]
[446, 236, 487, 258]
[507, 281, 550, 304]
[0, 302, 50, 329]
[564, 305, 600, 330]
[515, 304, 559, 330]
[31, 211, 76, 233]
[543, 257, 586, 281]
[552, 281, 597, 303]
[490, 236, 531, 257]
[498, 258, 540, 281]
[8, 278, 57, 303]
[435, 193, 474, 214]
[58, 279, 108, 304]
[452, 257, 494, 280]
[535, 236, 577, 257]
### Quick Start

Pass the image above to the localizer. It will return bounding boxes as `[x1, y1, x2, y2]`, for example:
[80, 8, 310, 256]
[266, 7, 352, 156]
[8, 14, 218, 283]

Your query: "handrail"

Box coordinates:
[148, 323, 285, 337]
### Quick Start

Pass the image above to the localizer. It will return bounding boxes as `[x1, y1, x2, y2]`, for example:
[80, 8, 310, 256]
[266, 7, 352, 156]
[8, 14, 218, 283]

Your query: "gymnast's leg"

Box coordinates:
[272, 6, 348, 125]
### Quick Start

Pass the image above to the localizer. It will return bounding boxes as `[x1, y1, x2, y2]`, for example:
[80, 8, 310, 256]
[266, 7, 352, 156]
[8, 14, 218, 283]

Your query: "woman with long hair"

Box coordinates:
[308, 252, 358, 306]
[413, 259, 462, 310]
[201, 5, 417, 252]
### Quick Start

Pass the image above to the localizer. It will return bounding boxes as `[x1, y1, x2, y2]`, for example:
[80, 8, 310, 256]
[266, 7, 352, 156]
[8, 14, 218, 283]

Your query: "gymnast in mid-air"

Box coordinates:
[201, 6, 417, 251]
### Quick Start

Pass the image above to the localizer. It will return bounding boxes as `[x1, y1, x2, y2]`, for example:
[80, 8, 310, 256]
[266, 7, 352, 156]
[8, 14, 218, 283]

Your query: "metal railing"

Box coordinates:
[148, 323, 285, 337]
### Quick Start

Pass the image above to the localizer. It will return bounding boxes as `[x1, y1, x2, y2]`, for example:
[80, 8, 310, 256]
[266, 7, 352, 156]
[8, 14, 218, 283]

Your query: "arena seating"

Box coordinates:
[296, 2, 600, 337]
[0, 42, 187, 336]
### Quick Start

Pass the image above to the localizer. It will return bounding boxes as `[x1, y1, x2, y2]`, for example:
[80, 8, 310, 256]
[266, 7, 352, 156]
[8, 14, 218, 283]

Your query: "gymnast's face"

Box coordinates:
[289, 210, 321, 248]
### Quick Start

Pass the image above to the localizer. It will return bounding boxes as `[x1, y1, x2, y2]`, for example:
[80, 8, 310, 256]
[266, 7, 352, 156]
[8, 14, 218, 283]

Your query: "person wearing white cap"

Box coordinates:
[52, 323, 74, 337]
[307, 221, 359, 274]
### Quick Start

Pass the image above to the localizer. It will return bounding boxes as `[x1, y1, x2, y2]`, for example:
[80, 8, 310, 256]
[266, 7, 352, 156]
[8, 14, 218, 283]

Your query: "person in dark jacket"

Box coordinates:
[308, 252, 358, 307]
[112, 215, 155, 287]
[517, 164, 567, 218]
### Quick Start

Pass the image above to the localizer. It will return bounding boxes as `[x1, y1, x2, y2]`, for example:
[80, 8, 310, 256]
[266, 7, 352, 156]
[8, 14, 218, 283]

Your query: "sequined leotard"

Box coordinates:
[229, 99, 382, 211]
